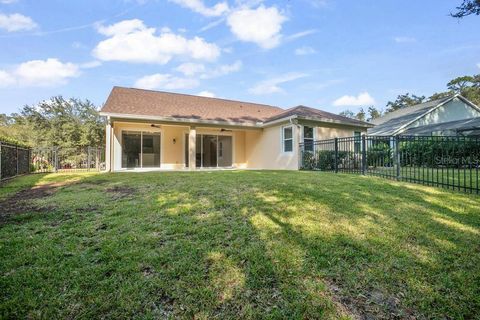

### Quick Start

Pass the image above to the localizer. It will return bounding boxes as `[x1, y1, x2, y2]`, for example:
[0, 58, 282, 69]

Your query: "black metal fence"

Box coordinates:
[0, 141, 31, 181]
[300, 135, 480, 194]
[32, 146, 105, 173]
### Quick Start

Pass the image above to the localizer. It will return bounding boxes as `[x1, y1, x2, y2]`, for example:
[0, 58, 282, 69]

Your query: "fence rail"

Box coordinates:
[0, 143, 105, 182]
[32, 146, 105, 173]
[0, 141, 31, 181]
[300, 135, 480, 194]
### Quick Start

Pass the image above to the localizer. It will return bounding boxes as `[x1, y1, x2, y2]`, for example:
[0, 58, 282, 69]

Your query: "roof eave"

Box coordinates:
[295, 115, 374, 128]
[99, 112, 264, 128]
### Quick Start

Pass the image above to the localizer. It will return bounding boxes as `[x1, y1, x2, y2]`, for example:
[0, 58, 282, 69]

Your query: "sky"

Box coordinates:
[0, 0, 480, 115]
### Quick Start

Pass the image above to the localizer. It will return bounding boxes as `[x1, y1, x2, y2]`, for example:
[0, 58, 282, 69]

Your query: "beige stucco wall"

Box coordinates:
[109, 121, 367, 171]
[244, 123, 301, 170]
[315, 126, 364, 140]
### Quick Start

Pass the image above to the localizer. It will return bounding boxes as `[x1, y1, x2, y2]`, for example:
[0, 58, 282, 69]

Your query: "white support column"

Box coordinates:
[295, 123, 302, 170]
[105, 118, 112, 172]
[188, 126, 196, 170]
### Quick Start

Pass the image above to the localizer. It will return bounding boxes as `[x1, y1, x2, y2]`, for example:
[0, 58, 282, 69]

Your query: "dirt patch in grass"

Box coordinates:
[325, 280, 418, 320]
[105, 185, 136, 200]
[0, 181, 68, 224]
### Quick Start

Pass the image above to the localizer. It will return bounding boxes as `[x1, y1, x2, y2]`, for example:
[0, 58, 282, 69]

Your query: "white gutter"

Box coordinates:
[295, 115, 374, 128]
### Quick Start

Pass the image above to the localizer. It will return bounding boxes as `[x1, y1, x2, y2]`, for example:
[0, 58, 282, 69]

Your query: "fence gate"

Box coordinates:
[300, 135, 480, 194]
[31, 146, 105, 173]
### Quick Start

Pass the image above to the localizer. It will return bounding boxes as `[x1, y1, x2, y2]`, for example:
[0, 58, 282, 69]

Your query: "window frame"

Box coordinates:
[303, 125, 315, 152]
[281, 125, 294, 153]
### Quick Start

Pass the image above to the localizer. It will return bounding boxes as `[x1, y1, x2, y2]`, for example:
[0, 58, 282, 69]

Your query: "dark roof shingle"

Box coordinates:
[101, 87, 372, 127]
[265, 105, 372, 127]
[101, 87, 283, 124]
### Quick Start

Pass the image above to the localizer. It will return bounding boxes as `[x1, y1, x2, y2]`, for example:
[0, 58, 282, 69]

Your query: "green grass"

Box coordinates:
[1, 171, 479, 319]
[367, 166, 479, 191]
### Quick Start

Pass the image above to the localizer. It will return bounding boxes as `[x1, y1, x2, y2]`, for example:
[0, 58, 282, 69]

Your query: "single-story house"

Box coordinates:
[100, 86, 373, 171]
[368, 94, 480, 136]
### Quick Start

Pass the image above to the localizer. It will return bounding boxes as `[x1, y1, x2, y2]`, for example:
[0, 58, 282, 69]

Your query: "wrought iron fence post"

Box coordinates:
[87, 147, 91, 172]
[96, 147, 100, 171]
[299, 144, 303, 169]
[361, 135, 366, 175]
[0, 141, 2, 181]
[334, 138, 339, 173]
[395, 135, 401, 181]
[16, 145, 19, 176]
[54, 147, 58, 173]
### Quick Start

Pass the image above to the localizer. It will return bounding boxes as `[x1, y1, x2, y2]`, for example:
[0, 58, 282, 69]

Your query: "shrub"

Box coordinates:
[367, 141, 393, 167]
[399, 138, 480, 168]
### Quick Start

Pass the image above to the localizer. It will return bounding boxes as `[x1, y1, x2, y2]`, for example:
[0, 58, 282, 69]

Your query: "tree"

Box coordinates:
[339, 109, 369, 122]
[461, 85, 480, 106]
[447, 75, 476, 92]
[339, 110, 355, 119]
[385, 93, 425, 113]
[1, 96, 104, 147]
[444, 74, 480, 105]
[367, 106, 382, 121]
[451, 0, 480, 18]
[428, 91, 454, 101]
[355, 108, 366, 122]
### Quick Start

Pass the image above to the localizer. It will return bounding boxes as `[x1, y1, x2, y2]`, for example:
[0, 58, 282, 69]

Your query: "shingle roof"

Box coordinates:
[368, 96, 453, 135]
[265, 105, 372, 127]
[101, 86, 283, 124]
[100, 87, 372, 127]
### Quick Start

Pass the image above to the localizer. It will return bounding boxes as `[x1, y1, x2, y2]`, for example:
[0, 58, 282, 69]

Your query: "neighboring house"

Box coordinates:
[100, 87, 372, 171]
[368, 94, 480, 136]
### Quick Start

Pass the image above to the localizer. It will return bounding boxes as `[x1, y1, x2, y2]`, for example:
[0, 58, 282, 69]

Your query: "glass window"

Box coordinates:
[202, 135, 218, 167]
[282, 126, 293, 152]
[142, 133, 161, 167]
[191, 134, 232, 168]
[303, 126, 314, 152]
[122, 131, 161, 168]
[217, 136, 232, 167]
[122, 131, 141, 168]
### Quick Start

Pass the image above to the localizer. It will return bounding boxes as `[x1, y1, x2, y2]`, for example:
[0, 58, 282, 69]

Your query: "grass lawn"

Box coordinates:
[365, 166, 479, 192]
[1, 171, 479, 319]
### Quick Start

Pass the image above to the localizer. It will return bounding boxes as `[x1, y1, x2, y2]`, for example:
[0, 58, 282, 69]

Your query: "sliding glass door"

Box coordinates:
[218, 136, 232, 167]
[122, 131, 141, 168]
[185, 134, 232, 168]
[122, 131, 161, 168]
[202, 135, 218, 167]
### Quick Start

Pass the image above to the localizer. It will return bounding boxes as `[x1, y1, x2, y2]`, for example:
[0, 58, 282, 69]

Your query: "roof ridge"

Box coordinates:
[113, 86, 284, 111]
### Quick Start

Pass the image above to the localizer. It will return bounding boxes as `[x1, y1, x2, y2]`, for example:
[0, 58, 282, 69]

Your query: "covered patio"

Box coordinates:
[105, 117, 261, 171]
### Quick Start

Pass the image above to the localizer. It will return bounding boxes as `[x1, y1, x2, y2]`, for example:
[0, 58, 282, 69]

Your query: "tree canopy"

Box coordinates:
[451, 0, 480, 18]
[339, 106, 382, 122]
[0, 96, 104, 148]
[385, 94, 426, 113]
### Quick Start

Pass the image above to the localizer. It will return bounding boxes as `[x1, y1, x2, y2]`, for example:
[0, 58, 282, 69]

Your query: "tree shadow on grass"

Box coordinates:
[246, 172, 480, 319]
[1, 171, 479, 319]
